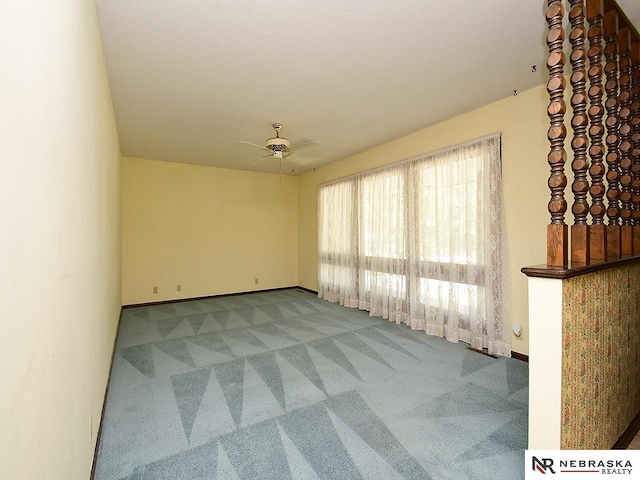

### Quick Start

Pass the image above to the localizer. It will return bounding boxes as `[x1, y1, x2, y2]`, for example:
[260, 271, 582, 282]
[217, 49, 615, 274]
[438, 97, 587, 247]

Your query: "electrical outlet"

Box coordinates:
[513, 324, 522, 338]
[153, 286, 158, 294]
[177, 284, 181, 292]
[255, 278, 258, 285]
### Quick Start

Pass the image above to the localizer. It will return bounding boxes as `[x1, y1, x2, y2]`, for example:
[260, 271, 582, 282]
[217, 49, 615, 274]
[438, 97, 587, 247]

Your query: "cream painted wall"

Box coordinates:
[122, 157, 298, 305]
[0, 1, 121, 479]
[299, 83, 555, 356]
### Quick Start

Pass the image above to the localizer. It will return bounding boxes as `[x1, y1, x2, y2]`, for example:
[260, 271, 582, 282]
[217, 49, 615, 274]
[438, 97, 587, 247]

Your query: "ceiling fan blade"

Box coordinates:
[290, 140, 321, 152]
[238, 140, 270, 152]
[241, 152, 274, 164]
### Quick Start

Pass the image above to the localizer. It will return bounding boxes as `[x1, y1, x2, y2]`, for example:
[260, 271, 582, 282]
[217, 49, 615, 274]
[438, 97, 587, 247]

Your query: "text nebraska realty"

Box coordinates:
[559, 459, 632, 475]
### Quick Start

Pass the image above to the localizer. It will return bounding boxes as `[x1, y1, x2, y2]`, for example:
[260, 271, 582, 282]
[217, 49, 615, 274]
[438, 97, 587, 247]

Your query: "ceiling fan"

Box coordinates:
[238, 123, 321, 167]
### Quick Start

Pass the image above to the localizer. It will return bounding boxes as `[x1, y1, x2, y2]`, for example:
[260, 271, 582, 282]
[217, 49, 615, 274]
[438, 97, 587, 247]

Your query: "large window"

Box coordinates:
[317, 134, 510, 357]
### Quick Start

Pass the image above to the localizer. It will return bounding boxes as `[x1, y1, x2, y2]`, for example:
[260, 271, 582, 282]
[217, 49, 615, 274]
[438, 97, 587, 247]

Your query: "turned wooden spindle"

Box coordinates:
[618, 27, 634, 255]
[570, 0, 590, 263]
[587, 0, 607, 260]
[604, 9, 622, 258]
[631, 41, 640, 254]
[546, 0, 568, 267]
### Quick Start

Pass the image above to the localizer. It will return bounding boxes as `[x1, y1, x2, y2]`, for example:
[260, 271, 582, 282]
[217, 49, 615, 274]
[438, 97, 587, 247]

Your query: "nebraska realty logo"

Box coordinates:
[526, 451, 640, 478]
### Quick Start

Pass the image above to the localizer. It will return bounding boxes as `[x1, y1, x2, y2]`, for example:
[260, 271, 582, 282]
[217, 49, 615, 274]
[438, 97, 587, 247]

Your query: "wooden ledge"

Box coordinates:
[522, 254, 640, 279]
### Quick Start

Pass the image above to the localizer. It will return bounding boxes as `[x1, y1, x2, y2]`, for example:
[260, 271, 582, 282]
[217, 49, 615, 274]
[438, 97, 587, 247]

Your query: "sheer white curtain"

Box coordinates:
[317, 181, 359, 307]
[318, 134, 511, 357]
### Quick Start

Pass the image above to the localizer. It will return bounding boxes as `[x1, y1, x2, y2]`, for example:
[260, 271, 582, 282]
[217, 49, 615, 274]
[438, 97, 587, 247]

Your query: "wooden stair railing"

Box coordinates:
[587, 0, 607, 260]
[547, 0, 569, 267]
[546, 0, 640, 266]
[618, 27, 634, 254]
[631, 42, 640, 253]
[604, 7, 622, 259]
[570, 0, 590, 263]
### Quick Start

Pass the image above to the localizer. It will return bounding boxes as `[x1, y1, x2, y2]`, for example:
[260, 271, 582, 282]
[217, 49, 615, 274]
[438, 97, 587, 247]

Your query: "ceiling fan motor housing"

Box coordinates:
[265, 137, 291, 149]
[266, 135, 291, 158]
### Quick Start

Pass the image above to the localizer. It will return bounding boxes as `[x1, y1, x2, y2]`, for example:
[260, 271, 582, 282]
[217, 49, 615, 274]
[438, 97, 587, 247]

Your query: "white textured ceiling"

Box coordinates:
[619, 0, 640, 31]
[96, 0, 640, 175]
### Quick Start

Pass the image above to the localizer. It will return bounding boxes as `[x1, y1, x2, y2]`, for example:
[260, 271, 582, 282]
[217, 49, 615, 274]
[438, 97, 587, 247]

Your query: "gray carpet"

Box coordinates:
[94, 288, 528, 480]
